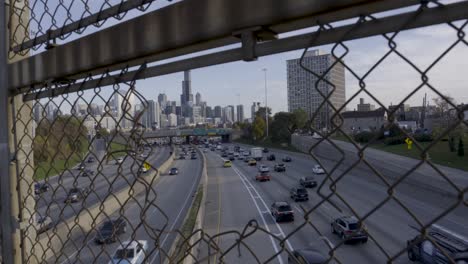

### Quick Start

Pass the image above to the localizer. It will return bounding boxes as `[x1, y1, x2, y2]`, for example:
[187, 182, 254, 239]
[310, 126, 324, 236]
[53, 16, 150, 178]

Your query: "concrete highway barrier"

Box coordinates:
[35, 146, 175, 262]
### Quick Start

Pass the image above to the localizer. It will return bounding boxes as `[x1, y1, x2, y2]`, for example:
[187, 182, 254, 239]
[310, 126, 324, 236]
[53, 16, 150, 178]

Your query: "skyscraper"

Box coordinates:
[195, 92, 201, 106]
[287, 50, 345, 129]
[158, 93, 167, 110]
[223, 106, 234, 123]
[181, 70, 193, 108]
[228, 105, 236, 123]
[236, 104, 244, 123]
[214, 106, 222, 118]
[206, 106, 213, 118]
[142, 100, 160, 129]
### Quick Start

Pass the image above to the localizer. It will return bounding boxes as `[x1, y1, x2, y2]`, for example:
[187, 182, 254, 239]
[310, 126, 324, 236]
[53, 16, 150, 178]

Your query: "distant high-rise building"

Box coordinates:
[200, 101, 207, 117]
[113, 89, 136, 128]
[206, 106, 213, 118]
[74, 103, 87, 117]
[236, 105, 244, 123]
[251, 102, 260, 119]
[195, 92, 202, 106]
[142, 100, 160, 129]
[357, 98, 375, 112]
[168, 113, 178, 127]
[287, 50, 345, 129]
[228, 105, 236, 123]
[181, 70, 193, 116]
[165, 101, 177, 115]
[158, 93, 167, 110]
[176, 106, 182, 116]
[88, 103, 102, 116]
[223, 106, 234, 123]
[214, 106, 222, 118]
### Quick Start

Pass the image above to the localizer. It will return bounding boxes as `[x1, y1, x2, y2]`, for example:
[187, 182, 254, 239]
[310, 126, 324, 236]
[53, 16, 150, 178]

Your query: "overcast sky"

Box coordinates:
[29, 0, 467, 118]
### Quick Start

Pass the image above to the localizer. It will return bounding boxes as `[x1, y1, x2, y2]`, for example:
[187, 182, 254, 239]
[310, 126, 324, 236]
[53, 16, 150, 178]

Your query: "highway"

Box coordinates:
[35, 144, 172, 229]
[53, 146, 203, 264]
[199, 144, 468, 263]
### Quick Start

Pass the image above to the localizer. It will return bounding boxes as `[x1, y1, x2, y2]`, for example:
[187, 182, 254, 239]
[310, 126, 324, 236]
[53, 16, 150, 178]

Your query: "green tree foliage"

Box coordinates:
[252, 116, 265, 141]
[449, 137, 456, 152]
[458, 138, 464, 157]
[34, 115, 89, 162]
[292, 109, 308, 132]
[270, 110, 309, 142]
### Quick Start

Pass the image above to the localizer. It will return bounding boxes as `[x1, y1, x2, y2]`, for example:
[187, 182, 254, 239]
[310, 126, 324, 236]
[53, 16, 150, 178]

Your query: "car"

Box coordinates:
[64, 188, 89, 203]
[228, 155, 235, 161]
[263, 148, 269, 153]
[210, 147, 215, 151]
[77, 163, 85, 170]
[34, 183, 49, 195]
[312, 165, 325, 174]
[139, 166, 148, 173]
[95, 218, 127, 244]
[331, 216, 368, 243]
[169, 168, 179, 175]
[258, 165, 270, 173]
[274, 163, 286, 172]
[255, 172, 271, 181]
[234, 152, 239, 157]
[248, 159, 257, 166]
[221, 153, 228, 158]
[203, 149, 208, 153]
[243, 151, 250, 156]
[140, 153, 148, 158]
[267, 154, 276, 161]
[288, 249, 328, 264]
[36, 216, 53, 234]
[244, 157, 250, 163]
[271, 202, 294, 222]
[81, 169, 95, 177]
[109, 240, 148, 264]
[191, 154, 197, 160]
[290, 187, 309, 201]
[282, 156, 292, 162]
[179, 154, 186, 160]
[237, 156, 244, 160]
[300, 176, 317, 188]
[115, 157, 124, 164]
[87, 157, 95, 163]
[223, 160, 232, 168]
[407, 224, 468, 263]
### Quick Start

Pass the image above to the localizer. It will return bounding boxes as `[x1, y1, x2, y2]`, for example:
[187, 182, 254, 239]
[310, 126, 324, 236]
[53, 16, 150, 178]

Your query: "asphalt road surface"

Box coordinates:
[199, 144, 467, 263]
[54, 146, 203, 264]
[35, 143, 171, 236]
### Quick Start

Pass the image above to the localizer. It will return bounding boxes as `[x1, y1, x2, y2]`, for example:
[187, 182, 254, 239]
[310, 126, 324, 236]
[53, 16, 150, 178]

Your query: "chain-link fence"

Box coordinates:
[1, 0, 468, 263]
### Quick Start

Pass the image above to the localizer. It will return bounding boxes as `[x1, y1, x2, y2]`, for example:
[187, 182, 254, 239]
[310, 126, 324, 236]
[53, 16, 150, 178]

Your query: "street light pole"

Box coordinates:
[262, 68, 269, 138]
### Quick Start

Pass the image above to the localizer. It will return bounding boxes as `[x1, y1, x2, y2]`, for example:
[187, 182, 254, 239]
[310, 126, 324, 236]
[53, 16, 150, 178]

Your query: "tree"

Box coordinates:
[433, 95, 456, 136]
[270, 112, 293, 142]
[252, 116, 265, 141]
[449, 137, 456, 152]
[292, 109, 308, 132]
[458, 138, 464, 157]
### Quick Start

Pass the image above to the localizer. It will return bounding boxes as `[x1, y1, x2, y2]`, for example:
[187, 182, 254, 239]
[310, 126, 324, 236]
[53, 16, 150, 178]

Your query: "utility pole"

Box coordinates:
[262, 68, 269, 138]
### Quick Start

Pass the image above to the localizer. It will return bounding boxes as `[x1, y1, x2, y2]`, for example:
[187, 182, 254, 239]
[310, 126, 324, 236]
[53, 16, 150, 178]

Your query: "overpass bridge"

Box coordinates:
[116, 128, 233, 145]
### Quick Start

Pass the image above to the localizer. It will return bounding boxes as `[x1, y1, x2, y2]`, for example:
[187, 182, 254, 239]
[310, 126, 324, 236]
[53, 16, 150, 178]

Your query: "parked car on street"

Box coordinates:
[288, 249, 328, 264]
[255, 172, 271, 182]
[312, 165, 325, 174]
[274, 163, 286, 172]
[95, 218, 127, 244]
[331, 216, 368, 243]
[290, 187, 309, 201]
[407, 224, 468, 263]
[271, 202, 294, 222]
[109, 240, 148, 264]
[300, 176, 317, 188]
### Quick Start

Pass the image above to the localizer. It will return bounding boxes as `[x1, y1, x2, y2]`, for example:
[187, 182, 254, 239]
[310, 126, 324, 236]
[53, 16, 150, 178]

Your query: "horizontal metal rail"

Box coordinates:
[9, 0, 419, 93]
[11, 0, 157, 53]
[24, 0, 468, 101]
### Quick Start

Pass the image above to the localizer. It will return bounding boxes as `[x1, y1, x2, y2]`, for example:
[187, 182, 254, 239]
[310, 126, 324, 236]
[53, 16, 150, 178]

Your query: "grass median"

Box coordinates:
[171, 185, 204, 262]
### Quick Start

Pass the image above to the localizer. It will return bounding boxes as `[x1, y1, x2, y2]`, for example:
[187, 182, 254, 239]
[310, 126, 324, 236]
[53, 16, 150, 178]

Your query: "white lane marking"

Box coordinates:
[293, 205, 304, 216]
[149, 160, 200, 263]
[233, 166, 294, 252]
[232, 166, 285, 264]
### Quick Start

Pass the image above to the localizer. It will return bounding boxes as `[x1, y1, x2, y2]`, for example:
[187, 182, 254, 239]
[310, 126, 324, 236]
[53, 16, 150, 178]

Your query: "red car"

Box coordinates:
[255, 172, 271, 182]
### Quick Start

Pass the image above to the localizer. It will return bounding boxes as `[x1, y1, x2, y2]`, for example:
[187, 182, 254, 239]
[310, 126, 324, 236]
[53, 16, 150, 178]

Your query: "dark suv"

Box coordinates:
[331, 216, 368, 243]
[407, 224, 468, 263]
[95, 218, 127, 244]
[271, 202, 294, 222]
[290, 187, 309, 202]
[300, 176, 317, 188]
[267, 154, 276, 161]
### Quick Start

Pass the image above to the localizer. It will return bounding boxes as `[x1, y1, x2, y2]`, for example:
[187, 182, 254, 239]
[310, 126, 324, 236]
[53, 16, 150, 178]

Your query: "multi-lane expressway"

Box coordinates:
[199, 144, 468, 263]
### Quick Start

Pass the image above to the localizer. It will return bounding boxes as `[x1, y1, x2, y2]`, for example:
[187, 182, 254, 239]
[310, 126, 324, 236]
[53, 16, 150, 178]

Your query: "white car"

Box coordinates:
[234, 152, 239, 157]
[109, 240, 148, 264]
[258, 165, 270, 173]
[115, 157, 124, 164]
[312, 165, 325, 174]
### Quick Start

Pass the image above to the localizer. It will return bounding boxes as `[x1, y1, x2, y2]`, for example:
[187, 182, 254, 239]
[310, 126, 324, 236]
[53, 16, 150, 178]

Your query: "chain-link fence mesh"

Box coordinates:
[3, 0, 468, 263]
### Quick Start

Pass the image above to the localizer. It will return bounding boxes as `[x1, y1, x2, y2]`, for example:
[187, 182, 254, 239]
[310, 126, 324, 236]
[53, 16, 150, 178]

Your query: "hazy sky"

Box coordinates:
[28, 0, 467, 118]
